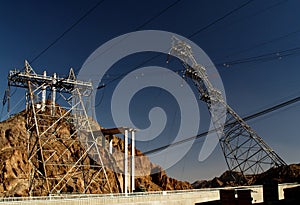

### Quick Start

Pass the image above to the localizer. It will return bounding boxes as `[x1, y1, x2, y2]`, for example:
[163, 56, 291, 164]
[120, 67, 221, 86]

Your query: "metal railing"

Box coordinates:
[0, 183, 298, 204]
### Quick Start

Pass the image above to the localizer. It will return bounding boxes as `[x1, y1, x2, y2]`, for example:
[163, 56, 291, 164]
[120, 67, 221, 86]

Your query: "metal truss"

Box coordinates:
[8, 60, 112, 196]
[169, 37, 286, 180]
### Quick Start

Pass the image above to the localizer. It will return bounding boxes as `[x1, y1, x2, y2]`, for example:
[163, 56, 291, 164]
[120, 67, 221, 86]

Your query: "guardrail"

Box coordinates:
[0, 183, 298, 204]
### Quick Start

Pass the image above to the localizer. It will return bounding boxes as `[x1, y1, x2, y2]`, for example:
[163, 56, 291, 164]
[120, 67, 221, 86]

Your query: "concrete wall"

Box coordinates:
[0, 183, 298, 205]
[278, 183, 299, 200]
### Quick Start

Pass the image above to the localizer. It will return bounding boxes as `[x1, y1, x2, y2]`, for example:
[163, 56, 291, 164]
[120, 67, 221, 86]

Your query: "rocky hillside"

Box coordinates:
[192, 164, 300, 189]
[0, 109, 191, 197]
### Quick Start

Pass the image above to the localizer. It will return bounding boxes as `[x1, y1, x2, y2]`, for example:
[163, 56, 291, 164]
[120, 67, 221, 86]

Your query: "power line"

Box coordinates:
[188, 0, 254, 38]
[211, 0, 288, 47]
[136, 0, 183, 30]
[81, 0, 183, 76]
[92, 0, 183, 89]
[97, 53, 164, 89]
[143, 94, 300, 155]
[98, 0, 300, 89]
[222, 26, 300, 60]
[99, 44, 300, 89]
[219, 46, 300, 67]
[29, 0, 106, 64]
[98, 0, 253, 88]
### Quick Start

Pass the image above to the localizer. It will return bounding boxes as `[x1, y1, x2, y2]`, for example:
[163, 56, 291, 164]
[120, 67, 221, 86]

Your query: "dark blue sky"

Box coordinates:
[1, 0, 300, 182]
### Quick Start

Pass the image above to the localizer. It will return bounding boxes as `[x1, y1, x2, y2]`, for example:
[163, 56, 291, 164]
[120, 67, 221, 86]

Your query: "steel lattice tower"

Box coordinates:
[169, 37, 286, 180]
[7, 61, 112, 196]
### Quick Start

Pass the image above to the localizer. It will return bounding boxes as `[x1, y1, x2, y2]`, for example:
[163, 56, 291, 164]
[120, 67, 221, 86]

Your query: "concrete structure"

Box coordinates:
[101, 127, 137, 194]
[0, 183, 298, 205]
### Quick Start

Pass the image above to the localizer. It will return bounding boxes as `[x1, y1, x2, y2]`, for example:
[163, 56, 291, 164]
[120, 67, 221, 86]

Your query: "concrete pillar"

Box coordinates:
[25, 92, 29, 112]
[131, 129, 135, 192]
[109, 137, 113, 154]
[124, 129, 129, 195]
[41, 71, 46, 111]
[51, 73, 57, 115]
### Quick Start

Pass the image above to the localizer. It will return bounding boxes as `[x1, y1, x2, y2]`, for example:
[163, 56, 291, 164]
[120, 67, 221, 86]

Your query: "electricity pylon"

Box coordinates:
[7, 61, 111, 195]
[169, 37, 286, 180]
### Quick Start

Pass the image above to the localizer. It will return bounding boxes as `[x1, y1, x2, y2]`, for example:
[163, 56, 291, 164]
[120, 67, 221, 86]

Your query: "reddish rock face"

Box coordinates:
[192, 165, 300, 189]
[0, 110, 191, 197]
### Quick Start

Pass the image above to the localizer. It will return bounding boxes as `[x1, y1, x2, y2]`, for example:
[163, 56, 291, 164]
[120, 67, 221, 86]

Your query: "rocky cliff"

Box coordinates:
[192, 164, 300, 189]
[0, 110, 191, 197]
